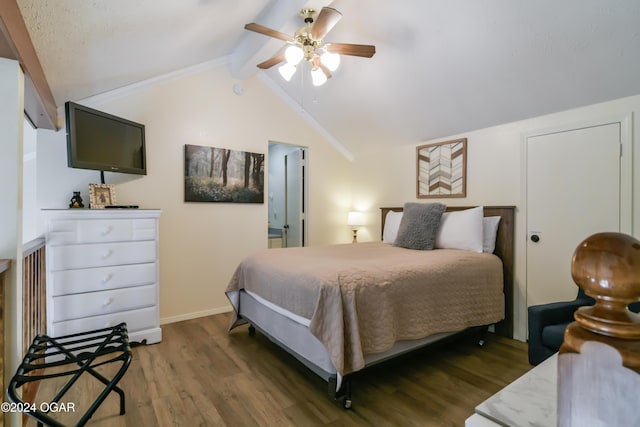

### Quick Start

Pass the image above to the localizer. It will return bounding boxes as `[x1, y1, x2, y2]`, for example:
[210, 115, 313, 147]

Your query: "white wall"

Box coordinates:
[0, 58, 25, 427]
[35, 60, 353, 323]
[352, 94, 640, 341]
[22, 119, 38, 243]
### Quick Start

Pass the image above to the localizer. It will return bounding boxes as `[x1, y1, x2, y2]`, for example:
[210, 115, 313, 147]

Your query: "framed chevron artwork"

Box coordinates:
[416, 138, 467, 198]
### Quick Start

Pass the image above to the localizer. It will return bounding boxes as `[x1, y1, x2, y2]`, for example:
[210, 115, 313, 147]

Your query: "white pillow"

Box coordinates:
[435, 206, 484, 252]
[383, 210, 403, 244]
[483, 216, 501, 253]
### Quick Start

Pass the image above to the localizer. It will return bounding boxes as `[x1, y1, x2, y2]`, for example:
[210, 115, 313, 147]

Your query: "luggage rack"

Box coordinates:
[7, 323, 132, 427]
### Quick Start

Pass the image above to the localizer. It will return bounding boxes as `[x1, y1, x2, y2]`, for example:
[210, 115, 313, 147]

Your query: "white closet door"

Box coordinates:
[526, 122, 620, 306]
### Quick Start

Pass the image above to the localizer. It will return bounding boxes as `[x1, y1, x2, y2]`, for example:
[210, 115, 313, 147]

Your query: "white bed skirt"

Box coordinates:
[235, 290, 458, 393]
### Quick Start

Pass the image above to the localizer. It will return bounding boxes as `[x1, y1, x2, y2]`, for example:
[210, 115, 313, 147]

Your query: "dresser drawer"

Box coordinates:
[51, 306, 158, 337]
[52, 284, 157, 321]
[50, 263, 157, 296]
[49, 240, 156, 271]
[48, 218, 157, 245]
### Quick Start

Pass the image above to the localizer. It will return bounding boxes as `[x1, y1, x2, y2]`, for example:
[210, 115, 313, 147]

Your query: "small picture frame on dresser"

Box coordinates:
[89, 184, 116, 209]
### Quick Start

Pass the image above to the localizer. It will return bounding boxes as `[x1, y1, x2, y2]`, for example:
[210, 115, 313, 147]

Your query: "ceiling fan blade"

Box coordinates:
[311, 7, 342, 40]
[244, 23, 294, 42]
[257, 52, 285, 69]
[327, 43, 376, 58]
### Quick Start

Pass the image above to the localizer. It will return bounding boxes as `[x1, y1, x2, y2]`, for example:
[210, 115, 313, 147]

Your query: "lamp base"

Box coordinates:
[352, 229, 358, 243]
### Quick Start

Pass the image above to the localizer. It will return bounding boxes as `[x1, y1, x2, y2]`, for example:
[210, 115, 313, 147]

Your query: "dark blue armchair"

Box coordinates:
[528, 289, 640, 365]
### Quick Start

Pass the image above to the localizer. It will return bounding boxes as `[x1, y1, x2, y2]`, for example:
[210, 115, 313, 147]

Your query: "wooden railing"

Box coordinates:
[22, 237, 46, 354]
[20, 238, 46, 410]
[558, 232, 640, 426]
[1, 258, 11, 427]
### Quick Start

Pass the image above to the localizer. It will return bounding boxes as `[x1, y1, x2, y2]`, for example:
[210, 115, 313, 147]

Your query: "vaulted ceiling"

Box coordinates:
[15, 0, 640, 157]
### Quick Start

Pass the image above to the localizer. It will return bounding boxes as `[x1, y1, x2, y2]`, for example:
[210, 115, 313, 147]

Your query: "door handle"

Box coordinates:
[530, 234, 540, 243]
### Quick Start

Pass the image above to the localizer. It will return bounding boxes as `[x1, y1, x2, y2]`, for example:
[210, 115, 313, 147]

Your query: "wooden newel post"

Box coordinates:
[558, 232, 640, 426]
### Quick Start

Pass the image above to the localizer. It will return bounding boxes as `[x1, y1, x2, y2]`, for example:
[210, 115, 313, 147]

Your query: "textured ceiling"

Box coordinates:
[17, 0, 640, 157]
[17, 0, 269, 102]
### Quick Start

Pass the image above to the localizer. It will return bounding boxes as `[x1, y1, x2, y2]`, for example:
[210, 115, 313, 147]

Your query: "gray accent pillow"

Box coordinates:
[393, 202, 446, 250]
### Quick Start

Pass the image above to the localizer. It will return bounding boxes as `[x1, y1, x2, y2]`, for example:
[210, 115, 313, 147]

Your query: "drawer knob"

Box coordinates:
[101, 250, 113, 259]
[102, 273, 113, 284]
[101, 226, 113, 236]
[103, 297, 114, 307]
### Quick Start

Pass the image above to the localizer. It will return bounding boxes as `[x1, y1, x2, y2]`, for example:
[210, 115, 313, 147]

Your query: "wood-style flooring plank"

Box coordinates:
[29, 313, 531, 426]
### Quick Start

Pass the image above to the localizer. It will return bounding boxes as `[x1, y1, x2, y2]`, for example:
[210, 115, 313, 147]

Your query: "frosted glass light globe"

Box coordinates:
[278, 63, 297, 81]
[320, 52, 340, 71]
[285, 45, 304, 65]
[311, 67, 327, 86]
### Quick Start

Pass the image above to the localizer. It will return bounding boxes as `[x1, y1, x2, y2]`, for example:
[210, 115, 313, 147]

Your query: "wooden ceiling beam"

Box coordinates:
[0, 1, 57, 130]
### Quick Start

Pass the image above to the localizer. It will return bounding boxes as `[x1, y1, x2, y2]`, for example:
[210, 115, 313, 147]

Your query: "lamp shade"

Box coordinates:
[310, 67, 328, 86]
[285, 45, 304, 65]
[321, 51, 340, 71]
[347, 211, 365, 227]
[278, 63, 297, 81]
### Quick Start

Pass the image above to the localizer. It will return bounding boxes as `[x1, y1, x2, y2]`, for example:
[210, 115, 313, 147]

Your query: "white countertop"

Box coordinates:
[468, 354, 557, 427]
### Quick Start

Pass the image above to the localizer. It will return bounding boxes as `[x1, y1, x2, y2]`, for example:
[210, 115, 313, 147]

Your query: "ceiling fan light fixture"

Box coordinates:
[278, 63, 297, 81]
[245, 6, 375, 87]
[310, 67, 327, 86]
[320, 51, 340, 72]
[285, 45, 304, 65]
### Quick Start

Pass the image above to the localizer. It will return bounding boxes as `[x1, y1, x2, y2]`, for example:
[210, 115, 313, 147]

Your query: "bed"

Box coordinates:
[226, 205, 515, 408]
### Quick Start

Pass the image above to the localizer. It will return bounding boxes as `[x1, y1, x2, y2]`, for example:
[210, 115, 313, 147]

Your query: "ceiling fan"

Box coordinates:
[244, 7, 376, 86]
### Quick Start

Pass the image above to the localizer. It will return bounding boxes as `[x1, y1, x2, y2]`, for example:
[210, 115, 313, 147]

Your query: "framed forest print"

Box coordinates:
[184, 144, 264, 203]
[416, 138, 467, 198]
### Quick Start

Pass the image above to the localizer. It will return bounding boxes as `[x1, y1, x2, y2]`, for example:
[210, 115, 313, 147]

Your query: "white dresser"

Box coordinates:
[43, 209, 162, 345]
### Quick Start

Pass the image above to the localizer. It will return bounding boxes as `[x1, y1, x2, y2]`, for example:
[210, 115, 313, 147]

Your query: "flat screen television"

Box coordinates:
[65, 101, 146, 177]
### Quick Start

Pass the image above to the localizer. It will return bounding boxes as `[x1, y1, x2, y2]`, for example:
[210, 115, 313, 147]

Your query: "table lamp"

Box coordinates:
[347, 211, 365, 243]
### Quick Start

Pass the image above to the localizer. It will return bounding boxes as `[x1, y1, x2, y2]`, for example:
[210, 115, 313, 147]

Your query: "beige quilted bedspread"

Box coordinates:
[226, 242, 503, 375]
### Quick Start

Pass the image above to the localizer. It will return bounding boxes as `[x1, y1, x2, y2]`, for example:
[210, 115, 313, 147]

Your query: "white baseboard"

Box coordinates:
[130, 327, 162, 344]
[160, 306, 233, 325]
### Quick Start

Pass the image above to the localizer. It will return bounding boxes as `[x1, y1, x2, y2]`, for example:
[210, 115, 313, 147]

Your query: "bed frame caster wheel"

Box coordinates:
[477, 327, 488, 347]
[341, 378, 353, 409]
[248, 325, 256, 336]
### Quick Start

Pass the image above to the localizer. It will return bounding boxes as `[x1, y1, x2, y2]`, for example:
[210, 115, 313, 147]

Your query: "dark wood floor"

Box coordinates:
[30, 313, 531, 426]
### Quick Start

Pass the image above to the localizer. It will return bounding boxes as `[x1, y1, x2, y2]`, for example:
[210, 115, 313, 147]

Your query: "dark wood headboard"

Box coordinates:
[380, 205, 515, 338]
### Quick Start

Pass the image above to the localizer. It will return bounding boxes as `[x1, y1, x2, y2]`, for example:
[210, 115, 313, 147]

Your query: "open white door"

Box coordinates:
[284, 148, 305, 247]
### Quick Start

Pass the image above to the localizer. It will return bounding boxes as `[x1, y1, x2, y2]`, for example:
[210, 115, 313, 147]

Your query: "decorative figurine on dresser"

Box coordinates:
[558, 232, 640, 427]
[42, 209, 162, 349]
[69, 191, 84, 208]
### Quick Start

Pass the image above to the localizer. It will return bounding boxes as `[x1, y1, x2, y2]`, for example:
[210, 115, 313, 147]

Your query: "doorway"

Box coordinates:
[524, 115, 632, 308]
[268, 142, 308, 248]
